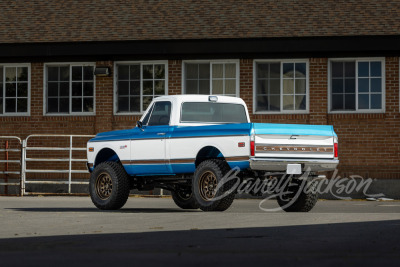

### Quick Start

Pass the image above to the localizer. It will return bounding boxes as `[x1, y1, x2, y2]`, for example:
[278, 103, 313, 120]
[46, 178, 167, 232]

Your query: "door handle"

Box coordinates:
[157, 133, 166, 136]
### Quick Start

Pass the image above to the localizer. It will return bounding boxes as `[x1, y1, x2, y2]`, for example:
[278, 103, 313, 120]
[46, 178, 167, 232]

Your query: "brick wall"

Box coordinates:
[169, 60, 182, 95]
[1, 58, 400, 179]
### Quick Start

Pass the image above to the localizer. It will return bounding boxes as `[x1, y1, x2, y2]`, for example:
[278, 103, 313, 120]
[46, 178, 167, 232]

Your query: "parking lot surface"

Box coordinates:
[0, 196, 399, 266]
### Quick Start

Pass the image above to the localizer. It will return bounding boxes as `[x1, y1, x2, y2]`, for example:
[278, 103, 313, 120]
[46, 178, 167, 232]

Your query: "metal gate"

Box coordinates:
[22, 134, 95, 195]
[0, 136, 22, 196]
[1, 134, 165, 196]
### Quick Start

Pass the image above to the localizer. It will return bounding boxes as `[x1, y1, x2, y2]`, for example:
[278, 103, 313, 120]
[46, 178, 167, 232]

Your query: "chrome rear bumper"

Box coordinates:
[249, 158, 339, 172]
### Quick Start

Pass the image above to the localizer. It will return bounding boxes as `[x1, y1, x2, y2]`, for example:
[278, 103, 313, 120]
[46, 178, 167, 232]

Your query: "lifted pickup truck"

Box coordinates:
[87, 95, 338, 212]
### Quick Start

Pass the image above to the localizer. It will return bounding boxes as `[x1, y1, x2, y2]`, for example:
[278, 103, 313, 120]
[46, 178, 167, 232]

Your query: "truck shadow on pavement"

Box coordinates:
[6, 207, 200, 213]
[0, 220, 399, 267]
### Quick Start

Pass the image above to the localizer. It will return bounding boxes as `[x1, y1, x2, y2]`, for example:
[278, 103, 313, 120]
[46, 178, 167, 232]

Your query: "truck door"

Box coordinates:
[130, 101, 171, 174]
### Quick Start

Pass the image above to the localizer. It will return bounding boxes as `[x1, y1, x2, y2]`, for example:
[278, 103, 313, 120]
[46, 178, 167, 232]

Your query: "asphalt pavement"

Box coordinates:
[0, 196, 399, 267]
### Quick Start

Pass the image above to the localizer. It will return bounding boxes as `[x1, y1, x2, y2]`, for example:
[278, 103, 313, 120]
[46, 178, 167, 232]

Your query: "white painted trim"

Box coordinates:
[253, 59, 310, 115]
[0, 63, 31, 117]
[327, 57, 385, 114]
[181, 59, 240, 97]
[43, 62, 96, 116]
[113, 60, 169, 116]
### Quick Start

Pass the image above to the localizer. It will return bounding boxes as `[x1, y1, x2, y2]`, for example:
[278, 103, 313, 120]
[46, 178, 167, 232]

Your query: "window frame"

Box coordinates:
[182, 60, 240, 97]
[43, 62, 96, 116]
[328, 57, 386, 114]
[113, 61, 169, 115]
[253, 59, 310, 114]
[0, 63, 31, 117]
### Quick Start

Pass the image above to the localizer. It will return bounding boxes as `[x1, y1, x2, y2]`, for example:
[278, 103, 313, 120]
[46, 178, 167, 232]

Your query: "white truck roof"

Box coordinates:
[154, 94, 247, 105]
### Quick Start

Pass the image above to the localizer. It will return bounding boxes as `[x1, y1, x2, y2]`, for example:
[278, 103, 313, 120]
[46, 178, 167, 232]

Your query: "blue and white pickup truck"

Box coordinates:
[87, 95, 338, 212]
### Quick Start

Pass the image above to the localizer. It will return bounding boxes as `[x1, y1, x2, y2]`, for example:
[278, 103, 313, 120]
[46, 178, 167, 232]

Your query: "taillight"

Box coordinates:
[334, 143, 338, 158]
[250, 141, 255, 156]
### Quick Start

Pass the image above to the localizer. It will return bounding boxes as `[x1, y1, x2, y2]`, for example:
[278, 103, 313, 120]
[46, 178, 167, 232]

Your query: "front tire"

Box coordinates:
[192, 159, 236, 212]
[89, 161, 130, 210]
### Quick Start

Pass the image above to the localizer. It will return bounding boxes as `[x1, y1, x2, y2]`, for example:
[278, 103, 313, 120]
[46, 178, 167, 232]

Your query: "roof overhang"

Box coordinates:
[1, 35, 400, 62]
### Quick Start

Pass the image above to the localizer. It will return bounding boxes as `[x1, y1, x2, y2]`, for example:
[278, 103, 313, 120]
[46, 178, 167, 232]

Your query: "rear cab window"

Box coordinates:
[181, 102, 248, 124]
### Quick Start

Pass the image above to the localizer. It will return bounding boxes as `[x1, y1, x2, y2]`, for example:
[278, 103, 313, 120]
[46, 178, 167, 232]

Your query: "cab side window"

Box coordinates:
[148, 101, 171, 126]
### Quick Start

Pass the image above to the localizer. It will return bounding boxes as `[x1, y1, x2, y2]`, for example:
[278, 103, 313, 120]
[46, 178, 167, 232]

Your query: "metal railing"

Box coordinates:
[22, 134, 95, 195]
[0, 136, 22, 195]
[0, 134, 166, 197]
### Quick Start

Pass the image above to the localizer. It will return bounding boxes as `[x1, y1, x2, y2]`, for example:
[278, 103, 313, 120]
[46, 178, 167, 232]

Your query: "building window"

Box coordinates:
[183, 61, 239, 96]
[0, 65, 30, 115]
[115, 62, 167, 114]
[254, 60, 308, 113]
[329, 59, 384, 113]
[45, 64, 95, 114]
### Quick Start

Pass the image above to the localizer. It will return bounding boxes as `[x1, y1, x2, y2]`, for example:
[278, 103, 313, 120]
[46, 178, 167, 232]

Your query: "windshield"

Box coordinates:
[181, 102, 248, 123]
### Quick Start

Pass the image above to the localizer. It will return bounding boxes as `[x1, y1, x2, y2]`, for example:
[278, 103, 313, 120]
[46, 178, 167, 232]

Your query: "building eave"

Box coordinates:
[1, 35, 400, 63]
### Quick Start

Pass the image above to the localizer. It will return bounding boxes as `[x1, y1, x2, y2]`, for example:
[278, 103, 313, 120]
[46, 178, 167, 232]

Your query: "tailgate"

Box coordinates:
[253, 123, 335, 159]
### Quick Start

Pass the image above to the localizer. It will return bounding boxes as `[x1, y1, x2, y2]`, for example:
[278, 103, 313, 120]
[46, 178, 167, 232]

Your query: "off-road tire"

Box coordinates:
[276, 177, 318, 212]
[213, 191, 236, 211]
[89, 161, 130, 210]
[192, 159, 236, 212]
[171, 187, 199, 209]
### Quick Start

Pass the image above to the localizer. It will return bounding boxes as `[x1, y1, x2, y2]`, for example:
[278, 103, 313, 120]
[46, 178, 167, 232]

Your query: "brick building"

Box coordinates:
[1, 1, 400, 191]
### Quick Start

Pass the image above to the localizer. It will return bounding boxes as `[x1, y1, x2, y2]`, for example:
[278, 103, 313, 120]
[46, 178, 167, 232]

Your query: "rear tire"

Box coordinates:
[89, 161, 130, 210]
[276, 177, 318, 212]
[171, 186, 199, 209]
[192, 159, 236, 212]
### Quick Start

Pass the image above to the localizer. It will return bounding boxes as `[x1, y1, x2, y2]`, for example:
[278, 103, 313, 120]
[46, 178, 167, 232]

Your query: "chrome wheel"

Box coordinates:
[95, 172, 113, 200]
[199, 171, 218, 201]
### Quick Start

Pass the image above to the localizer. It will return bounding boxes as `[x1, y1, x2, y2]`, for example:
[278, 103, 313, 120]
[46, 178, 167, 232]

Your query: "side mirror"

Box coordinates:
[137, 121, 144, 131]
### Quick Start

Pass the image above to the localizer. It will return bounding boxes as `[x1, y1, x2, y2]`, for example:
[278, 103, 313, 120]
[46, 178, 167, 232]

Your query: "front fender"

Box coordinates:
[87, 140, 130, 167]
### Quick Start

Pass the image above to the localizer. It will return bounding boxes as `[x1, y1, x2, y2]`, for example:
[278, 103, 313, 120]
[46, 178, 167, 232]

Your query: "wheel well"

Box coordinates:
[195, 146, 224, 167]
[94, 148, 120, 167]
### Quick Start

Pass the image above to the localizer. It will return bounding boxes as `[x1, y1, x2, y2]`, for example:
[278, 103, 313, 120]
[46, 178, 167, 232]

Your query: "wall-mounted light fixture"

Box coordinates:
[94, 66, 111, 77]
